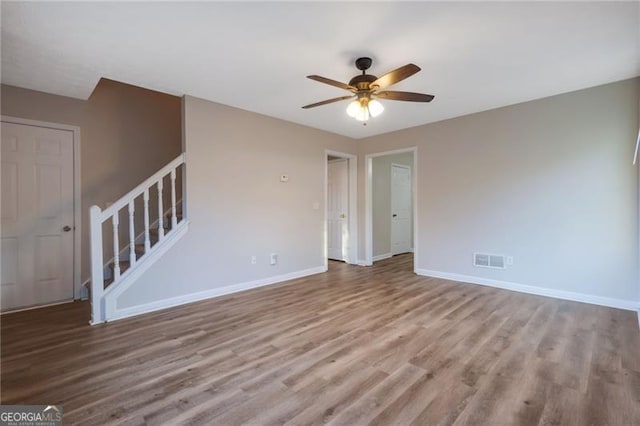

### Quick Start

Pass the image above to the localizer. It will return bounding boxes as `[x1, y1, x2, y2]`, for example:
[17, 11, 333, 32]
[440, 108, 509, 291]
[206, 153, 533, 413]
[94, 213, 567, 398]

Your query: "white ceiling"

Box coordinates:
[2, 2, 639, 139]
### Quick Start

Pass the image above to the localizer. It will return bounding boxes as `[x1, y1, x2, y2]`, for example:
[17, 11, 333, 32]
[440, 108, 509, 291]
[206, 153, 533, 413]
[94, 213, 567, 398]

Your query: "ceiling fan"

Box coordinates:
[302, 57, 434, 122]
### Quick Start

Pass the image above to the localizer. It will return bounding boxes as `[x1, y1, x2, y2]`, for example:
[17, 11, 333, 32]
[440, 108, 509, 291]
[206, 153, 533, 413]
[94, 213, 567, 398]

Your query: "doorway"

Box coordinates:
[391, 163, 412, 255]
[365, 148, 417, 269]
[325, 150, 357, 267]
[327, 158, 348, 261]
[1, 117, 81, 312]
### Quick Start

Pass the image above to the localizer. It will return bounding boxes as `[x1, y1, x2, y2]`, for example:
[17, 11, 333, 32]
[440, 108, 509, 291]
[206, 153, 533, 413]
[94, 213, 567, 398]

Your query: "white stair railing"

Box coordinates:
[90, 153, 186, 324]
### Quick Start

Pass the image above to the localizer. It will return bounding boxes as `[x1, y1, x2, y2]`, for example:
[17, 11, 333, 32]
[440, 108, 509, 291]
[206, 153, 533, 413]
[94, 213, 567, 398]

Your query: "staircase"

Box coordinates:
[89, 154, 188, 324]
[102, 211, 183, 286]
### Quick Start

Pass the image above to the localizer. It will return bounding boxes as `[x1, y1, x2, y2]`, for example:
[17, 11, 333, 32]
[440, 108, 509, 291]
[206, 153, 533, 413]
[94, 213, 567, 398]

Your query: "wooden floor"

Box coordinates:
[2, 254, 639, 425]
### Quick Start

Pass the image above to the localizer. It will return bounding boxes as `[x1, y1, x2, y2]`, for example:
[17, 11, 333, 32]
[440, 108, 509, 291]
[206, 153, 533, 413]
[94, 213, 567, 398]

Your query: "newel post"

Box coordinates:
[89, 205, 104, 324]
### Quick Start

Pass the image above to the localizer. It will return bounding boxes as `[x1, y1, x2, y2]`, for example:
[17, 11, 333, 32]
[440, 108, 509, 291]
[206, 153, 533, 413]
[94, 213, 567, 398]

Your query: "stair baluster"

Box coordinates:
[112, 213, 120, 279]
[171, 169, 178, 228]
[128, 201, 136, 266]
[157, 179, 164, 240]
[143, 189, 151, 252]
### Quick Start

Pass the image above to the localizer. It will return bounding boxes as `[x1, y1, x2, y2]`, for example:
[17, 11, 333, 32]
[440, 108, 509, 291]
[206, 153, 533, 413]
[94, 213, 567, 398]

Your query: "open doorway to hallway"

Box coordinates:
[325, 150, 357, 269]
[366, 148, 416, 270]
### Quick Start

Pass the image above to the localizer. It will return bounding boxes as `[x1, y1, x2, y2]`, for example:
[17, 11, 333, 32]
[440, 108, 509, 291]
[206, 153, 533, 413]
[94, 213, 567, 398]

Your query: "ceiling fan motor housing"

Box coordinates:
[355, 57, 372, 71]
[349, 74, 377, 91]
[351, 57, 377, 90]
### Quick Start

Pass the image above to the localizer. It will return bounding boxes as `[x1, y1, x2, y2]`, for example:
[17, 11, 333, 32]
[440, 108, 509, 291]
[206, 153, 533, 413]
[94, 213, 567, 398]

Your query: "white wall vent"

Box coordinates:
[474, 253, 506, 269]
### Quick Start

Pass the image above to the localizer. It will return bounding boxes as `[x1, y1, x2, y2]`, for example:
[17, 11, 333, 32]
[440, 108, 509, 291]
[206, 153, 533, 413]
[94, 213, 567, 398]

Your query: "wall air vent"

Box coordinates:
[474, 253, 506, 269]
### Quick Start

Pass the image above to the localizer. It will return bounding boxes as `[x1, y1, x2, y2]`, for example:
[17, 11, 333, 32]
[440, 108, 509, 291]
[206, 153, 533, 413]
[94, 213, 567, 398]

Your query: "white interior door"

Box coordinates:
[391, 164, 412, 255]
[327, 159, 349, 261]
[1, 122, 75, 311]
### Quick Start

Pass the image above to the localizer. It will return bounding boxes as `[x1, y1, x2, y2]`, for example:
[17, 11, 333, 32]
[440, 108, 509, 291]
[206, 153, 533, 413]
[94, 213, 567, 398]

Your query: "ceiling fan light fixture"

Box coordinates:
[346, 100, 361, 118]
[368, 99, 384, 117]
[355, 106, 370, 122]
[346, 97, 382, 122]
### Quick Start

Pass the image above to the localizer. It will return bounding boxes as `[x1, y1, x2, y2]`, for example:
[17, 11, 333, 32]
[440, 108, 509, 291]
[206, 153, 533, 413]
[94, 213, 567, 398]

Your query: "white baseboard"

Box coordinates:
[1, 299, 74, 315]
[105, 265, 327, 322]
[415, 268, 639, 312]
[356, 259, 370, 266]
[373, 253, 393, 262]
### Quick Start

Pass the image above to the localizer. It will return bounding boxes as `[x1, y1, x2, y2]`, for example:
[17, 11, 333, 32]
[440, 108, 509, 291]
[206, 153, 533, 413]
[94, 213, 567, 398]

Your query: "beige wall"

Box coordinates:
[118, 96, 357, 308]
[1, 80, 182, 282]
[359, 78, 639, 302]
[1, 84, 87, 127]
[84, 79, 182, 277]
[3, 76, 638, 309]
[372, 152, 413, 257]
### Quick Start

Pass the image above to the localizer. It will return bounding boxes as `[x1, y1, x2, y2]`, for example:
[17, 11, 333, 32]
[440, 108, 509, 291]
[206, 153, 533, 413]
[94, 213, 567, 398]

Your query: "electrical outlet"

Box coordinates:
[251, 256, 257, 265]
[270, 253, 278, 265]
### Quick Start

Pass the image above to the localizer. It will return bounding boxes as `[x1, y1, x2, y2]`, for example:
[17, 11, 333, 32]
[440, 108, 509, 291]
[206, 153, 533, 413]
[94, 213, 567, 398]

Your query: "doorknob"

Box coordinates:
[63, 225, 72, 232]
[392, 214, 397, 218]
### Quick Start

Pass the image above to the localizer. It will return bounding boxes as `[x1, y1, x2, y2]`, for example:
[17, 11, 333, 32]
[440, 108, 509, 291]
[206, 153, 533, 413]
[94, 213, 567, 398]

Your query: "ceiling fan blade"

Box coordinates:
[375, 91, 434, 102]
[302, 95, 355, 109]
[370, 64, 421, 90]
[307, 75, 356, 92]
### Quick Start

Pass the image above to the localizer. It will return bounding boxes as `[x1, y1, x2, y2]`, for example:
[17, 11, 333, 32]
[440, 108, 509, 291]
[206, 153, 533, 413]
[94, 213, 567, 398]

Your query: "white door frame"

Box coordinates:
[1, 115, 82, 300]
[325, 150, 357, 268]
[365, 147, 417, 271]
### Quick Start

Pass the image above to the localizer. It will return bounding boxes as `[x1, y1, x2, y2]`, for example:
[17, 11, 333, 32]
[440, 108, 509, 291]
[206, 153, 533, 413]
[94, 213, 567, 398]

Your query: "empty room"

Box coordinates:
[1, 2, 639, 425]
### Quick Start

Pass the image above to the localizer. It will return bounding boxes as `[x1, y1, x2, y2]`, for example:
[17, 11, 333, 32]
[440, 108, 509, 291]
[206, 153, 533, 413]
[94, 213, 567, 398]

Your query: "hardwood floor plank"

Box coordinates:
[537, 384, 585, 426]
[2, 254, 639, 425]
[285, 363, 388, 425]
[326, 363, 427, 426]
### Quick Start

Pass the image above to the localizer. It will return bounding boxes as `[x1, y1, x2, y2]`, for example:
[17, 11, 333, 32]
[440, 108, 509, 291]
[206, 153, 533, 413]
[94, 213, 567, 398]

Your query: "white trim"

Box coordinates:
[415, 268, 640, 311]
[637, 123, 640, 326]
[365, 147, 418, 269]
[633, 126, 639, 165]
[373, 252, 393, 262]
[0, 299, 74, 315]
[356, 259, 370, 266]
[105, 265, 327, 323]
[325, 150, 358, 266]
[1, 115, 83, 300]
